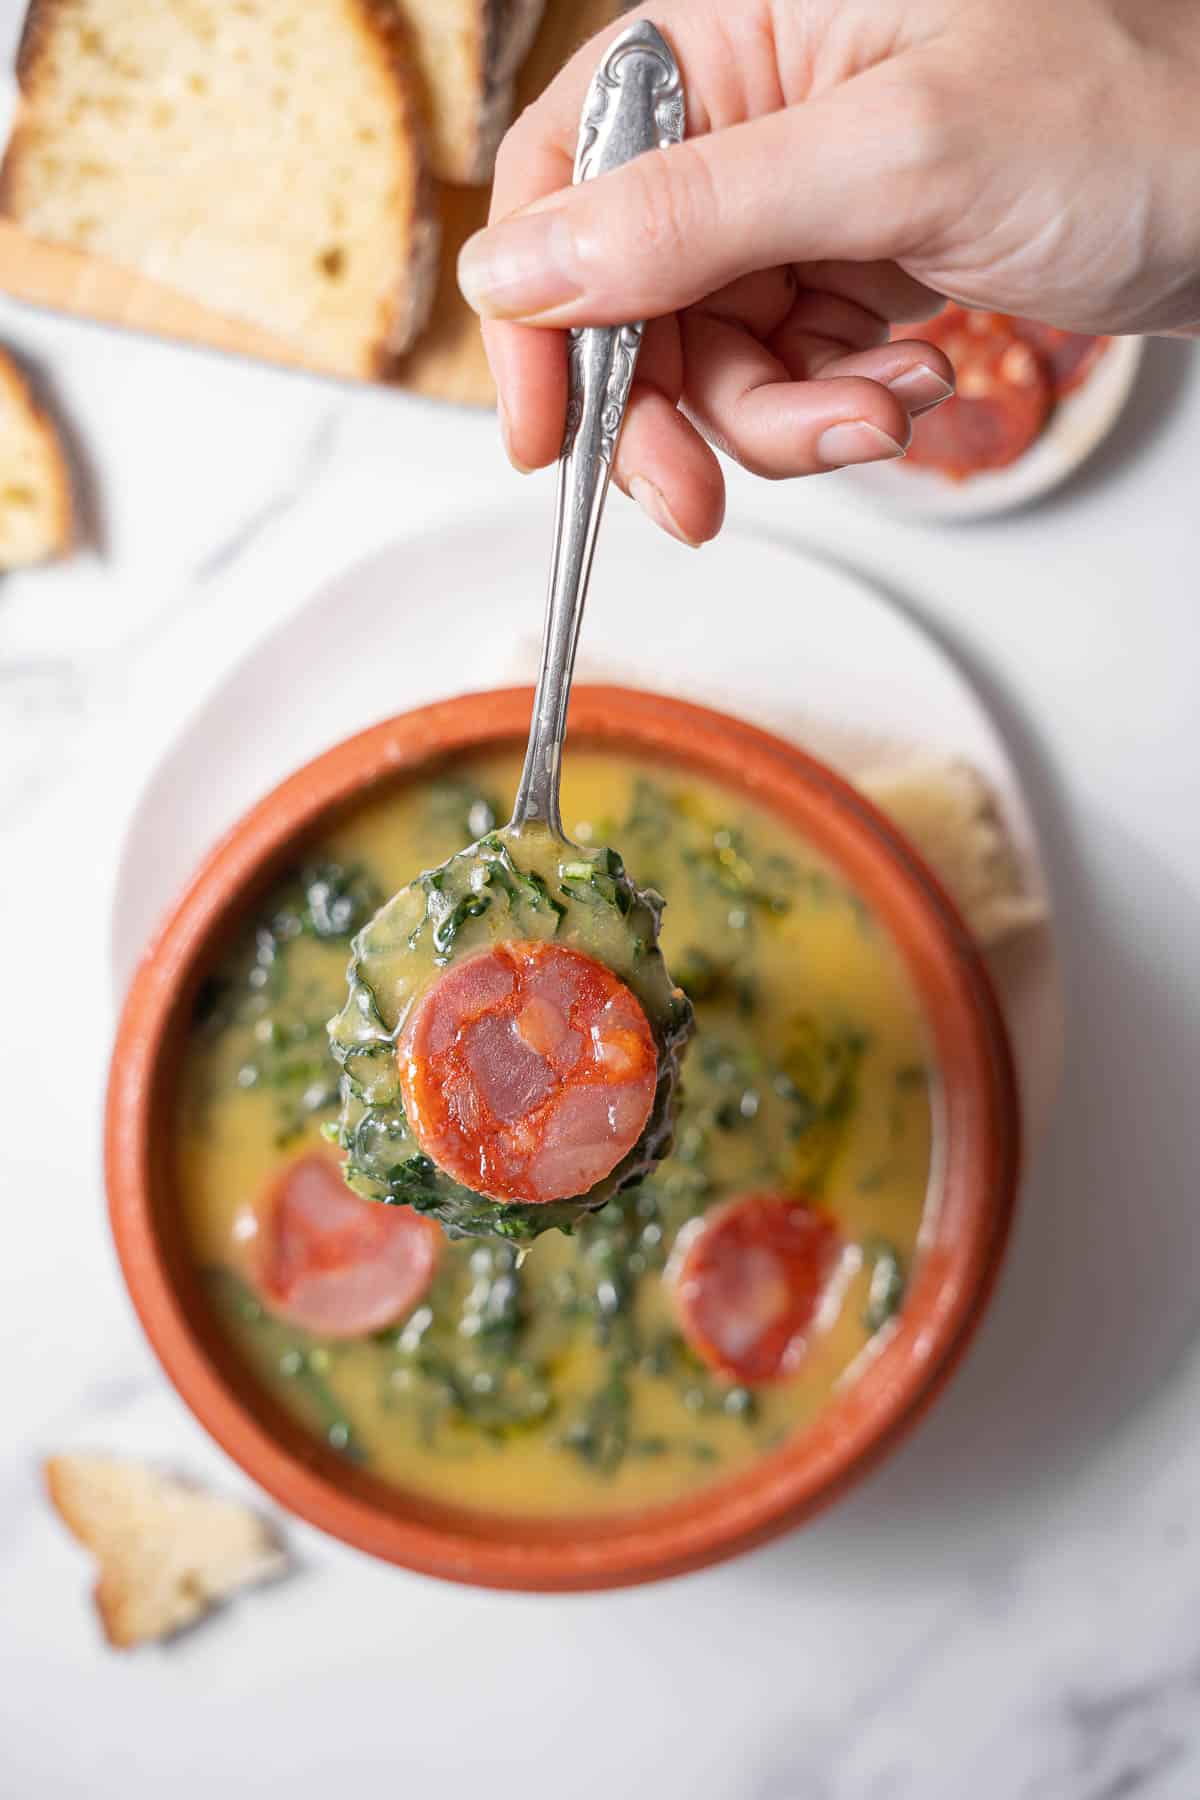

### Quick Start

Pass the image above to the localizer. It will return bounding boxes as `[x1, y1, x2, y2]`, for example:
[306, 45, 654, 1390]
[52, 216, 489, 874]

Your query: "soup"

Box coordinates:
[178, 750, 935, 1518]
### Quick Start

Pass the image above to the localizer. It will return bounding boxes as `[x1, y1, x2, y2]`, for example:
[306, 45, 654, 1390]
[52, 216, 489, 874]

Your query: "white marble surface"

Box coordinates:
[2, 277, 1199, 1799]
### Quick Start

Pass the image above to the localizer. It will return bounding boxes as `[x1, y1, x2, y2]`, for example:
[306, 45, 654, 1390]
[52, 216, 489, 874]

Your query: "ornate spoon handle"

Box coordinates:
[510, 19, 685, 835]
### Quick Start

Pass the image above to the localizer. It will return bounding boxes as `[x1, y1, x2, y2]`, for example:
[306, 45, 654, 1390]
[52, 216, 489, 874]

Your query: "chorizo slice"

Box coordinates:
[1005, 317, 1111, 397]
[247, 1152, 439, 1338]
[672, 1192, 844, 1384]
[398, 941, 658, 1204]
[896, 306, 1052, 477]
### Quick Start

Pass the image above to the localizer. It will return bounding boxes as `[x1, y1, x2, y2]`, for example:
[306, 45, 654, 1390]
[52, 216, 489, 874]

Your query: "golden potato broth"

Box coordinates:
[178, 750, 933, 1517]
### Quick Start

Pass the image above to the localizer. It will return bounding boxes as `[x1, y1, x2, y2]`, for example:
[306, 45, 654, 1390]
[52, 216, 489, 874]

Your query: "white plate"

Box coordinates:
[844, 334, 1144, 521]
[110, 505, 1062, 1139]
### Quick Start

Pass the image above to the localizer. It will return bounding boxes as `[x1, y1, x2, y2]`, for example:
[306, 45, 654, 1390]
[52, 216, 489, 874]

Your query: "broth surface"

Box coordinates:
[178, 751, 934, 1517]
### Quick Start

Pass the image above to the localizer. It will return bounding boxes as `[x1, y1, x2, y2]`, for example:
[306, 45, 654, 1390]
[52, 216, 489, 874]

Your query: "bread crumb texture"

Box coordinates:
[395, 1, 547, 184]
[45, 1453, 288, 1649]
[0, 347, 72, 567]
[1, 0, 438, 375]
[857, 759, 1047, 946]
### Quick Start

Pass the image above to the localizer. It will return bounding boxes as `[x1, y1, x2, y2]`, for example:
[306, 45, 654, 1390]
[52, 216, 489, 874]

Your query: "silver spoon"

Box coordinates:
[510, 17, 685, 838]
[329, 23, 691, 1242]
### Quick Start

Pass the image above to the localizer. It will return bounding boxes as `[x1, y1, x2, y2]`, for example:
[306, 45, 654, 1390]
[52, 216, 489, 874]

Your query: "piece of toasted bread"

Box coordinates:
[396, 1, 547, 186]
[45, 1454, 288, 1649]
[857, 758, 1047, 946]
[0, 0, 438, 379]
[395, 0, 628, 403]
[0, 346, 72, 567]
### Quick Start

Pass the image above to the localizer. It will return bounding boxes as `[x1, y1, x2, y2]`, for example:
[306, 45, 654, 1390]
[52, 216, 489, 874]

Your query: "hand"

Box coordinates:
[459, 0, 1200, 544]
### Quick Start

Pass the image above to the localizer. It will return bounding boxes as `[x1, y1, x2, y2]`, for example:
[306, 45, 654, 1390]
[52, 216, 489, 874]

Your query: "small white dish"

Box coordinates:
[845, 334, 1145, 521]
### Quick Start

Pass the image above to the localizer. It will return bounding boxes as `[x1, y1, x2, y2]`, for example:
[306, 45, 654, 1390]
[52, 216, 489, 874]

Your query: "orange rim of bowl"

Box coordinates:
[106, 686, 1021, 1590]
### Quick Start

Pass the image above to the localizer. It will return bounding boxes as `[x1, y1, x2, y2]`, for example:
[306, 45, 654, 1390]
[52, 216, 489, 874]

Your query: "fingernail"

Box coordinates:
[458, 210, 581, 319]
[498, 398, 532, 474]
[887, 363, 955, 414]
[629, 476, 699, 547]
[816, 421, 906, 467]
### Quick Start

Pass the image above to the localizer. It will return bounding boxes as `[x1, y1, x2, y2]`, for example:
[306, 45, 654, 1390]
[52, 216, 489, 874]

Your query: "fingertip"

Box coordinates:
[482, 319, 566, 472]
[626, 476, 702, 547]
[614, 386, 726, 547]
[798, 372, 910, 453]
[814, 419, 907, 469]
[883, 338, 956, 412]
[886, 367, 954, 416]
[809, 374, 914, 451]
[625, 468, 725, 548]
[497, 398, 534, 475]
[679, 442, 727, 544]
[712, 375, 910, 477]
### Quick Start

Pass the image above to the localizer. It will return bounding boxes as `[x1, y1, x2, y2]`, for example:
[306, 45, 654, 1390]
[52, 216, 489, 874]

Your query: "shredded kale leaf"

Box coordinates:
[424, 777, 500, 847]
[204, 1271, 365, 1461]
[331, 829, 693, 1244]
[189, 860, 381, 1144]
[560, 1358, 633, 1473]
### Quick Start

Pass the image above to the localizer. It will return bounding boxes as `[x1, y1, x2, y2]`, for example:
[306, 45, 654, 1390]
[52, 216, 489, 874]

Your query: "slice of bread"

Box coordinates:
[857, 758, 1047, 947]
[395, 0, 629, 404]
[396, 1, 547, 185]
[0, 0, 438, 379]
[45, 1454, 288, 1649]
[0, 346, 72, 567]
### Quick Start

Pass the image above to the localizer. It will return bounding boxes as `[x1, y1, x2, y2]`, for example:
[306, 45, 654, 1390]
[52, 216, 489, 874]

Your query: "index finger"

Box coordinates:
[479, 8, 595, 469]
[478, 1, 788, 468]
[489, 0, 760, 227]
[478, 13, 617, 472]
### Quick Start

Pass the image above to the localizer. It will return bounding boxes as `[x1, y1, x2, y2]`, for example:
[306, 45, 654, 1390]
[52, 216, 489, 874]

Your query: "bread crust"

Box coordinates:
[469, 0, 548, 184]
[12, 0, 66, 90]
[397, 0, 548, 185]
[0, 0, 67, 221]
[44, 1457, 133, 1647]
[352, 0, 440, 365]
[0, 0, 439, 377]
[45, 1454, 287, 1650]
[0, 344, 73, 563]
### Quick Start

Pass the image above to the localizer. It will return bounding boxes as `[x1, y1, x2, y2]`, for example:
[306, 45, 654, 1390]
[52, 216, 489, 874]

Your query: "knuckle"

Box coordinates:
[882, 70, 960, 174]
[720, 431, 788, 482]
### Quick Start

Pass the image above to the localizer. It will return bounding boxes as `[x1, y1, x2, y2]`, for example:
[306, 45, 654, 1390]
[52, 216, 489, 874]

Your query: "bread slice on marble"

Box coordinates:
[857, 758, 1046, 946]
[0, 0, 438, 379]
[0, 347, 72, 568]
[397, 0, 548, 184]
[45, 1454, 288, 1649]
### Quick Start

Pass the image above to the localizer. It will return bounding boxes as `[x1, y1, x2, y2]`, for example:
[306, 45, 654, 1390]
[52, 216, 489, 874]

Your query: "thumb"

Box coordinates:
[458, 68, 942, 325]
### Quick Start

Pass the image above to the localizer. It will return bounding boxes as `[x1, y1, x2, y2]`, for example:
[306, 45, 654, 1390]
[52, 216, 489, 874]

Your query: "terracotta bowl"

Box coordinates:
[106, 686, 1020, 1590]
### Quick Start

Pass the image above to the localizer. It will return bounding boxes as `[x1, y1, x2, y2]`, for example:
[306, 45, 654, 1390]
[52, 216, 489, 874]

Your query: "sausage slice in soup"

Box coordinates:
[673, 1193, 845, 1384]
[244, 1153, 439, 1339]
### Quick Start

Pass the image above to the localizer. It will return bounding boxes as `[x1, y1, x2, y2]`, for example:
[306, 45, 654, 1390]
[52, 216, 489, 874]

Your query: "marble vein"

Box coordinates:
[192, 406, 342, 586]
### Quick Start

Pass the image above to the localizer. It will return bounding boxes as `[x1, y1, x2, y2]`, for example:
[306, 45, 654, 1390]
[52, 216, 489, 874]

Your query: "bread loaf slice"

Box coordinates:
[45, 1454, 288, 1649]
[395, 0, 629, 404]
[0, 346, 72, 567]
[0, 0, 438, 379]
[396, 0, 547, 185]
[857, 758, 1046, 946]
